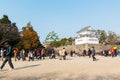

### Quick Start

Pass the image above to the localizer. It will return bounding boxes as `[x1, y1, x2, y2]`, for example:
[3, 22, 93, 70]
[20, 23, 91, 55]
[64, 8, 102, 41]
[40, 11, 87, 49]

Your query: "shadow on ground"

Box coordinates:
[0, 76, 6, 80]
[15, 64, 40, 70]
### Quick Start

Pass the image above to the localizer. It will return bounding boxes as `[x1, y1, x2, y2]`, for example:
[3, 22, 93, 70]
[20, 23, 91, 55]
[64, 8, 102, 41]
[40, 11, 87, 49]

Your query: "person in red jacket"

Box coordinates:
[13, 48, 19, 61]
[110, 48, 115, 57]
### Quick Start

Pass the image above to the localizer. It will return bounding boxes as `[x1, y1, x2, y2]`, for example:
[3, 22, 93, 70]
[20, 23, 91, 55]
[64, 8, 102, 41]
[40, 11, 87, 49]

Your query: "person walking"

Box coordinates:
[36, 49, 40, 60]
[0, 41, 14, 70]
[22, 49, 26, 61]
[70, 50, 73, 57]
[91, 47, 96, 61]
[118, 47, 120, 56]
[83, 49, 87, 56]
[41, 48, 45, 59]
[59, 50, 63, 60]
[63, 48, 67, 60]
[19, 49, 23, 60]
[88, 48, 92, 58]
[50, 48, 55, 59]
[111, 48, 115, 57]
[61, 48, 67, 60]
[28, 50, 34, 61]
[13, 48, 19, 61]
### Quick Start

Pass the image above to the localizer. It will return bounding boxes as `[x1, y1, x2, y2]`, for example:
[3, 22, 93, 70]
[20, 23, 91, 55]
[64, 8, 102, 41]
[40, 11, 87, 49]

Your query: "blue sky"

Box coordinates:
[0, 0, 120, 43]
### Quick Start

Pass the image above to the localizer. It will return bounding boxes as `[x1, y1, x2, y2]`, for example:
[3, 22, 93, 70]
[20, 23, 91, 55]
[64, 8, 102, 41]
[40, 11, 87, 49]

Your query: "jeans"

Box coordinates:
[92, 54, 96, 61]
[0, 56, 14, 69]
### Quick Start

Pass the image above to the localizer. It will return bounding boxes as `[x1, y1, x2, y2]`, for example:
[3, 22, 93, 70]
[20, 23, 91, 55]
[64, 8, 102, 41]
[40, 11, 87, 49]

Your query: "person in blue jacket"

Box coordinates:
[0, 41, 14, 70]
[117, 48, 120, 56]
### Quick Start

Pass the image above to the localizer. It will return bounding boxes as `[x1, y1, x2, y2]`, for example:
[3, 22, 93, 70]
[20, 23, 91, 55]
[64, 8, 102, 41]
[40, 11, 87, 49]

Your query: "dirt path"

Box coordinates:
[0, 56, 120, 80]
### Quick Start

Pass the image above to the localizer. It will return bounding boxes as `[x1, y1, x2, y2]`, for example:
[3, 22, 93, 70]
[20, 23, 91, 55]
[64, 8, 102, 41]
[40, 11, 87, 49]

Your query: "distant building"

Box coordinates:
[75, 26, 99, 45]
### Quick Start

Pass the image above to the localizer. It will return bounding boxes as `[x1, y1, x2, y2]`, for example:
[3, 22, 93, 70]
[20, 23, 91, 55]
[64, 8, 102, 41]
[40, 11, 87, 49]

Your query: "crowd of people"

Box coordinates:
[1, 46, 120, 62]
[70, 47, 97, 61]
[0, 41, 120, 70]
[69, 46, 120, 61]
[0, 46, 57, 62]
[0, 41, 60, 70]
[1, 45, 120, 62]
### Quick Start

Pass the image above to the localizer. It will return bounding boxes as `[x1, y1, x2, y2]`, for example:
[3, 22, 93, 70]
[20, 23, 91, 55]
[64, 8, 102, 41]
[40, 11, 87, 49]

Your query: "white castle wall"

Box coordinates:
[75, 37, 99, 45]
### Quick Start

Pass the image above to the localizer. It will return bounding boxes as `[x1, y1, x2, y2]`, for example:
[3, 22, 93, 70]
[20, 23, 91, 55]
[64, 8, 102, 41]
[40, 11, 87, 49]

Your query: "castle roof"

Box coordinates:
[77, 26, 96, 33]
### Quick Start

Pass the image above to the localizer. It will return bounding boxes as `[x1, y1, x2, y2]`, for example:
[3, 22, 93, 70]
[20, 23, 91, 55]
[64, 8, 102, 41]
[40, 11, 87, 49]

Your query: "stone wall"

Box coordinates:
[56, 44, 120, 53]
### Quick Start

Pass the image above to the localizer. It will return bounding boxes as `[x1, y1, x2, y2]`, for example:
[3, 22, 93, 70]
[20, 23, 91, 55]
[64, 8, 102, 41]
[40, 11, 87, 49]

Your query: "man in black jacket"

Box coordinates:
[92, 47, 96, 61]
[0, 41, 14, 70]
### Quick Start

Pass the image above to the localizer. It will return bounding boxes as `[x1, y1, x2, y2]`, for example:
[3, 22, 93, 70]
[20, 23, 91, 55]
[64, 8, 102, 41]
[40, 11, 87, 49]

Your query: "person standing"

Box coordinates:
[91, 47, 96, 61]
[83, 49, 86, 56]
[111, 48, 115, 57]
[28, 50, 34, 61]
[0, 41, 14, 70]
[70, 50, 73, 57]
[19, 49, 23, 60]
[50, 48, 55, 59]
[88, 48, 92, 58]
[0, 48, 5, 61]
[22, 49, 26, 61]
[41, 48, 45, 59]
[118, 47, 120, 56]
[36, 49, 40, 60]
[13, 48, 19, 61]
[59, 50, 62, 60]
[62, 48, 67, 60]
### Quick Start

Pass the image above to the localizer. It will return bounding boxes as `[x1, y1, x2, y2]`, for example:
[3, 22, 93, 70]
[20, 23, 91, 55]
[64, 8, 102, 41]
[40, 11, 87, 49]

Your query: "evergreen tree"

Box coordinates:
[44, 31, 59, 44]
[50, 37, 74, 47]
